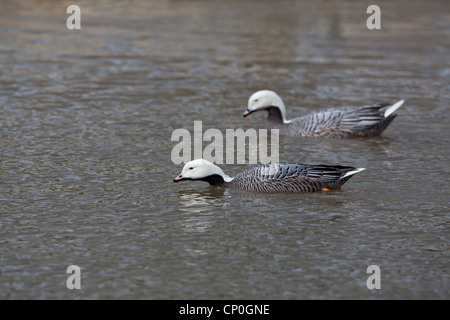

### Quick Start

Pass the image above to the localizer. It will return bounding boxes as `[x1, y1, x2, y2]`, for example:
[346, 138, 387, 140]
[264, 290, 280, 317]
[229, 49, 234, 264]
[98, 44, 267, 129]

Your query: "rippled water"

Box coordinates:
[1, 0, 449, 299]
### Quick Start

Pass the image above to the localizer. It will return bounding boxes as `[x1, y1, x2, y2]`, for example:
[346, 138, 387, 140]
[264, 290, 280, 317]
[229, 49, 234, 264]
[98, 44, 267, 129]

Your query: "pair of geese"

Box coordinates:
[174, 90, 405, 193]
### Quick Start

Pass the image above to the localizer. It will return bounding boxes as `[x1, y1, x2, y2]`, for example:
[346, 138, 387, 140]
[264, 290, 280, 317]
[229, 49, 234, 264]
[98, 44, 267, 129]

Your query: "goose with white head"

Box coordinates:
[243, 90, 405, 138]
[174, 159, 365, 193]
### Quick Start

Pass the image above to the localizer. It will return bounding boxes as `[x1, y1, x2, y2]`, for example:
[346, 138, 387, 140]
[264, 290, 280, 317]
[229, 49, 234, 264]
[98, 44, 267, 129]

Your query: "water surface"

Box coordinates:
[1, 0, 449, 299]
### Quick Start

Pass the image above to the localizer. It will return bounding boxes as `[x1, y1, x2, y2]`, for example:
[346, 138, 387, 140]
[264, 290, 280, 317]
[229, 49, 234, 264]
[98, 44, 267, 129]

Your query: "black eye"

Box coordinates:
[189, 167, 194, 170]
[254, 98, 258, 102]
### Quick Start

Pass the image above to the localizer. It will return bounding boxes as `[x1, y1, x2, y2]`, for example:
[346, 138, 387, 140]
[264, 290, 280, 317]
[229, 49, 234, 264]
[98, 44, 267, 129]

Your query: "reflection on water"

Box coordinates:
[1, 0, 449, 299]
[176, 187, 227, 211]
[176, 188, 227, 232]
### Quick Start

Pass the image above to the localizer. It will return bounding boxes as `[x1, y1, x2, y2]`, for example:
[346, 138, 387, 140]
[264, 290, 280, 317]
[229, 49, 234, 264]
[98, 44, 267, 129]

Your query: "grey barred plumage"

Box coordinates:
[174, 159, 365, 193]
[243, 90, 404, 138]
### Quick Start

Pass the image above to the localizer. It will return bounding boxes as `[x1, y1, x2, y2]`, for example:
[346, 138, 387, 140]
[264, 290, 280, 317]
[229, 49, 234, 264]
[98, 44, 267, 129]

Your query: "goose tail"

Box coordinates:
[384, 100, 404, 118]
[342, 168, 366, 179]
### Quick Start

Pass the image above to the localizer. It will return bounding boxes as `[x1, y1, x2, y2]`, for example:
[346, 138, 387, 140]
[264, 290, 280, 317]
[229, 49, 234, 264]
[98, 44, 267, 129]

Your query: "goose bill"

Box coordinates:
[243, 109, 252, 117]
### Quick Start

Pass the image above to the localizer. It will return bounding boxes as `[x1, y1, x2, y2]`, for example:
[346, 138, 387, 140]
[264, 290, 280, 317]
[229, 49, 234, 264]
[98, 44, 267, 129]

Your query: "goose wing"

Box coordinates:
[339, 104, 391, 131]
[289, 101, 404, 137]
[232, 162, 362, 192]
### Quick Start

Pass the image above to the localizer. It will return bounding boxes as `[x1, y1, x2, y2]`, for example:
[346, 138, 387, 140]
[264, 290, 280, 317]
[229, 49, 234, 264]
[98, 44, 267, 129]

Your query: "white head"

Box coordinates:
[243, 90, 288, 123]
[173, 159, 233, 184]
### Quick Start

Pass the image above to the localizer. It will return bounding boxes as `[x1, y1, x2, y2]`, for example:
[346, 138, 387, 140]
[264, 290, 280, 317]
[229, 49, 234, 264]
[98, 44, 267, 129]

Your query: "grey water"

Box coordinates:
[0, 0, 449, 299]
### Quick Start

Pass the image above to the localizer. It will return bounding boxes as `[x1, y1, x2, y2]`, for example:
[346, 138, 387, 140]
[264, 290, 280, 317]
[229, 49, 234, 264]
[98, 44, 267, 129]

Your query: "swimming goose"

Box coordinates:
[243, 90, 404, 138]
[173, 159, 365, 193]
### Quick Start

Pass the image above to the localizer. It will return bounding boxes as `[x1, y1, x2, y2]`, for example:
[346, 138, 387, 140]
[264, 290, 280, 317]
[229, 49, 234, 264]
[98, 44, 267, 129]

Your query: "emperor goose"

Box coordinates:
[173, 159, 365, 193]
[243, 90, 404, 138]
